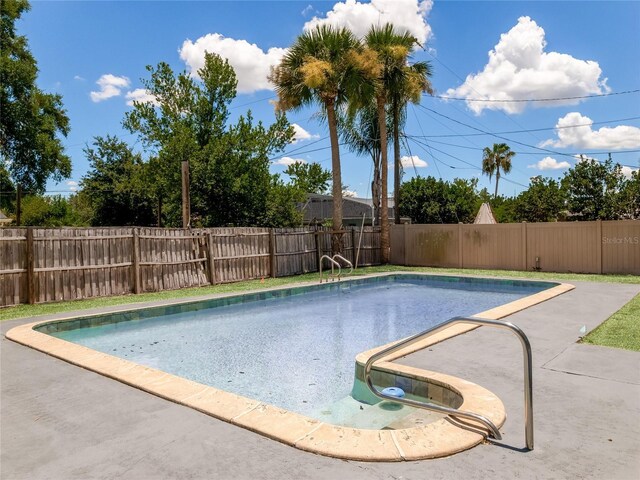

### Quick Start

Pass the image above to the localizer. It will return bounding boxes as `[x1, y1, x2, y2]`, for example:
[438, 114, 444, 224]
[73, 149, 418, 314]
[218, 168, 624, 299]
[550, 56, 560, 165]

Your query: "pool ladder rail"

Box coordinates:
[364, 316, 534, 451]
[319, 255, 353, 283]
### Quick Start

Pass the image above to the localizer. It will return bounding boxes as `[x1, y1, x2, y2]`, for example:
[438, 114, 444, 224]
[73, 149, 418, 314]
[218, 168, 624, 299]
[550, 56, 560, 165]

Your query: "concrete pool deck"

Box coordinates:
[1, 277, 639, 479]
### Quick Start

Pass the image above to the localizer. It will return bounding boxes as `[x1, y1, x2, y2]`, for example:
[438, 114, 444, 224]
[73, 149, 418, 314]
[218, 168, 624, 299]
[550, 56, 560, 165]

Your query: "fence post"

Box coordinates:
[26, 227, 35, 304]
[458, 222, 463, 268]
[269, 229, 277, 278]
[207, 232, 216, 284]
[596, 219, 603, 274]
[521, 222, 527, 271]
[132, 228, 140, 294]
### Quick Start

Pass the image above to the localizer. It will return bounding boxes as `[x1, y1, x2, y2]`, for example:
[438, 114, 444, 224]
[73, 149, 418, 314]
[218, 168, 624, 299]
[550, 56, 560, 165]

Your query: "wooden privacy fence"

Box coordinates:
[390, 220, 640, 275]
[0, 226, 381, 306]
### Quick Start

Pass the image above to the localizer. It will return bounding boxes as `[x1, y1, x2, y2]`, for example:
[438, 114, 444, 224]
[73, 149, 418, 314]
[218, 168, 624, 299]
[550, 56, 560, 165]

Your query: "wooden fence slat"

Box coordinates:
[0, 226, 381, 305]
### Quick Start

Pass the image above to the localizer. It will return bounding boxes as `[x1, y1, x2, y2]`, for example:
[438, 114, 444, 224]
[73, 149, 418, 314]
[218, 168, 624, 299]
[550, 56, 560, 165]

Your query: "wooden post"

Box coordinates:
[351, 227, 357, 265]
[181, 160, 190, 229]
[596, 219, 603, 274]
[269, 229, 277, 278]
[521, 222, 528, 271]
[314, 230, 322, 271]
[458, 222, 463, 268]
[26, 227, 35, 304]
[207, 232, 216, 284]
[132, 228, 140, 294]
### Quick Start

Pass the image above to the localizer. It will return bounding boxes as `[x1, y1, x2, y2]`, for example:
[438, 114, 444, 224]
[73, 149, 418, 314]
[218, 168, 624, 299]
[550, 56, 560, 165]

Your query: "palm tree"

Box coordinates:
[390, 61, 433, 223]
[482, 143, 515, 198]
[338, 102, 390, 226]
[351, 24, 422, 263]
[269, 25, 360, 255]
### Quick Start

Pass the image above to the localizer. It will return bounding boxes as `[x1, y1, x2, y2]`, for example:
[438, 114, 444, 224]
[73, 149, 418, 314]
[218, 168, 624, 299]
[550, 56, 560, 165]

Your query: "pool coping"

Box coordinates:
[5, 272, 574, 461]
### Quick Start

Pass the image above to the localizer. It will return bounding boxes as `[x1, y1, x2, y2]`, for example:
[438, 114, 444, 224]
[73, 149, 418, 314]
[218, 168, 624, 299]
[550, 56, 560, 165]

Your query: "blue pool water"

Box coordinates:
[49, 275, 551, 420]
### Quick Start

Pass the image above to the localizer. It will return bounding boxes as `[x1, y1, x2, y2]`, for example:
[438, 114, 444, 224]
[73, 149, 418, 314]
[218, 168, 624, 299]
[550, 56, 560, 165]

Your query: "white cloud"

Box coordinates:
[179, 34, 287, 94]
[621, 166, 639, 179]
[66, 180, 78, 192]
[274, 156, 307, 166]
[90, 74, 130, 102]
[292, 123, 320, 143]
[125, 88, 159, 107]
[304, 0, 433, 44]
[527, 156, 570, 170]
[541, 112, 640, 149]
[400, 155, 428, 168]
[301, 4, 315, 16]
[343, 189, 358, 198]
[73, 75, 85, 81]
[446, 17, 609, 114]
[573, 154, 597, 163]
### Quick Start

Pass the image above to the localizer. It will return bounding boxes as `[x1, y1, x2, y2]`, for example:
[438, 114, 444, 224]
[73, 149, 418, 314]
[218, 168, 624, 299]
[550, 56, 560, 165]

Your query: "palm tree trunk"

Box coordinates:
[371, 152, 381, 225]
[325, 98, 343, 255]
[494, 166, 501, 199]
[377, 95, 390, 264]
[392, 99, 401, 224]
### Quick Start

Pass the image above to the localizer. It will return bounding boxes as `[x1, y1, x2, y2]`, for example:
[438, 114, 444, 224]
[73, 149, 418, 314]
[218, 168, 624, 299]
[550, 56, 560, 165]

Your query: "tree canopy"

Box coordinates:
[123, 52, 298, 227]
[0, 0, 71, 192]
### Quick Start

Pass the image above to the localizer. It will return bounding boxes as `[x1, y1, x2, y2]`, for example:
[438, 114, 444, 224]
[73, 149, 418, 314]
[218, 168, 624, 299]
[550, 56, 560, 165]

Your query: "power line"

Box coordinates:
[410, 104, 442, 178]
[429, 89, 640, 103]
[403, 134, 640, 158]
[415, 104, 640, 167]
[408, 135, 532, 190]
[405, 116, 640, 138]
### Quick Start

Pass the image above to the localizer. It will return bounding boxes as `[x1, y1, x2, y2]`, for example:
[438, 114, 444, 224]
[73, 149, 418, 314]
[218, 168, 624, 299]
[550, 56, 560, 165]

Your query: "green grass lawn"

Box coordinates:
[1, 265, 638, 323]
[582, 294, 640, 352]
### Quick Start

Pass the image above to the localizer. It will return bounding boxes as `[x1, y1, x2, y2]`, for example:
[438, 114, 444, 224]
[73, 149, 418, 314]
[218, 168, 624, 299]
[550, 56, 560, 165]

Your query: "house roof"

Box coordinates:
[301, 194, 394, 222]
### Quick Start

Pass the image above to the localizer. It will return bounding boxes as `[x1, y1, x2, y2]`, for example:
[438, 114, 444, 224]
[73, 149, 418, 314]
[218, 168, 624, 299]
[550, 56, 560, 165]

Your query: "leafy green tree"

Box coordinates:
[399, 176, 479, 224]
[514, 176, 566, 222]
[482, 143, 515, 199]
[81, 136, 156, 226]
[619, 170, 640, 219]
[0, 0, 71, 192]
[0, 164, 16, 214]
[192, 112, 294, 227]
[265, 175, 305, 227]
[20, 194, 88, 226]
[562, 157, 627, 220]
[270, 25, 360, 253]
[284, 161, 331, 194]
[125, 52, 294, 227]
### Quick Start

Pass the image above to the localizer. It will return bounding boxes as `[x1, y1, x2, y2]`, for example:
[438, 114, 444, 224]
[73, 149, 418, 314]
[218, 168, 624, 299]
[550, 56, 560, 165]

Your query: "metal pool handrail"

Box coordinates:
[364, 316, 534, 450]
[319, 255, 341, 283]
[332, 254, 353, 275]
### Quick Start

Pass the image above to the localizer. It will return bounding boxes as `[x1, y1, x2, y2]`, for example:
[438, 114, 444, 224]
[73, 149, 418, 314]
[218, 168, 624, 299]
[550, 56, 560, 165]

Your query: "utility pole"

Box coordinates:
[181, 160, 190, 229]
[16, 185, 22, 226]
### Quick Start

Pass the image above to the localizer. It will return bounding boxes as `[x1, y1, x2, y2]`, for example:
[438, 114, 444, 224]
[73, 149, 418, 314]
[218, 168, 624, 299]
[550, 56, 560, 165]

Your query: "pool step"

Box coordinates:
[312, 394, 441, 430]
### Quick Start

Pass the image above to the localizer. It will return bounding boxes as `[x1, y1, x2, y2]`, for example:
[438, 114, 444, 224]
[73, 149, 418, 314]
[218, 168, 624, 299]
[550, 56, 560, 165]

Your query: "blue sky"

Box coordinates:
[22, 0, 640, 197]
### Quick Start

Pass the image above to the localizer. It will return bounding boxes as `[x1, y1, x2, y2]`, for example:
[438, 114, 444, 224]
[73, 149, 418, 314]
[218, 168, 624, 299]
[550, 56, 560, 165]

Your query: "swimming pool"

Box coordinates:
[8, 273, 572, 460]
[44, 275, 549, 417]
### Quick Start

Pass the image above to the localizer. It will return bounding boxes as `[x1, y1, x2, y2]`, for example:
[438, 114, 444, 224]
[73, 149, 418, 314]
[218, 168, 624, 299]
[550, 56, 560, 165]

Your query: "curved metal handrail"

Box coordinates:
[319, 255, 341, 283]
[332, 254, 353, 275]
[364, 316, 534, 450]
